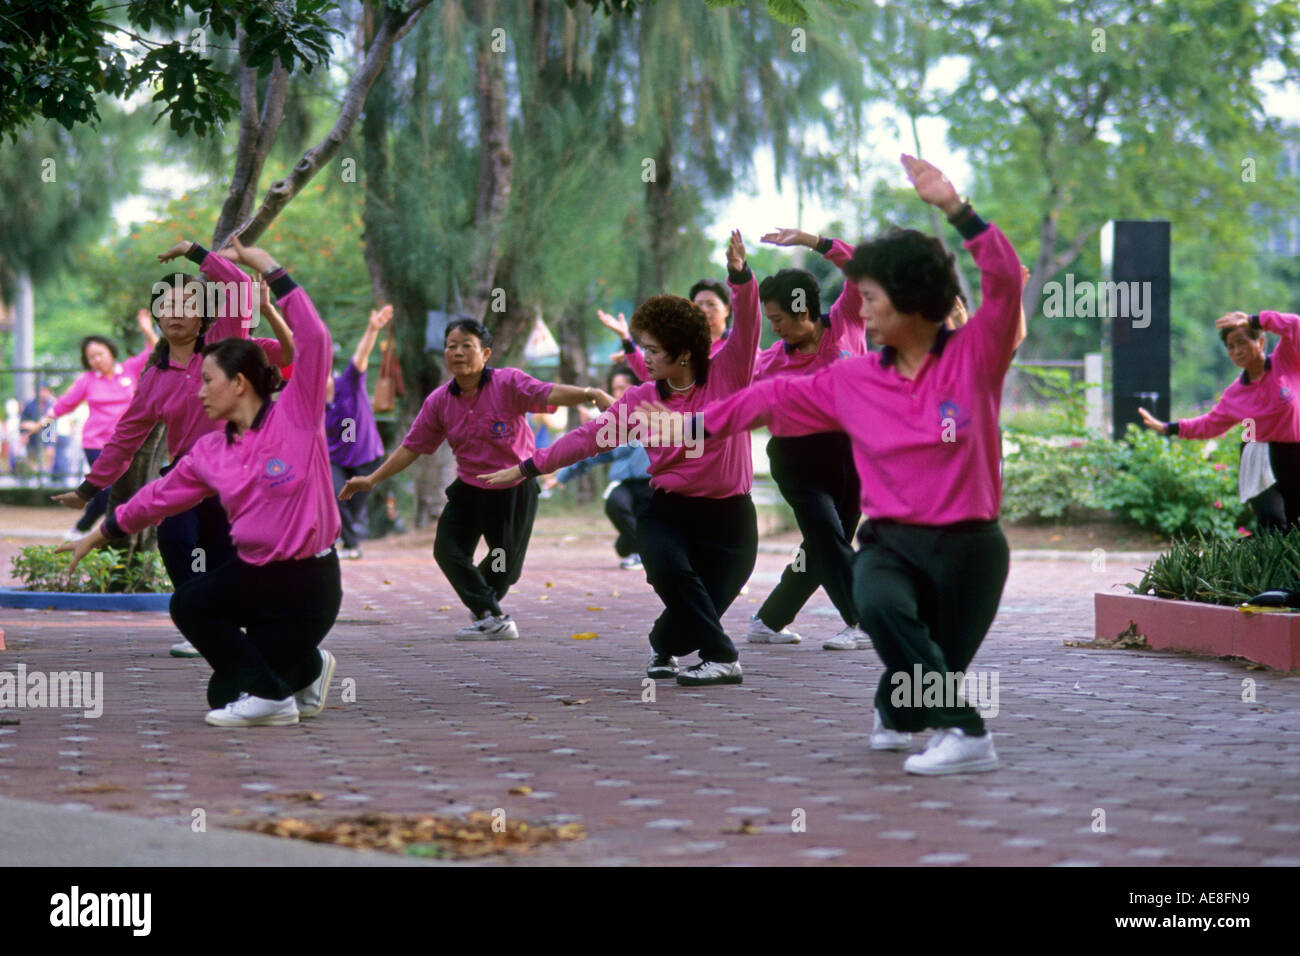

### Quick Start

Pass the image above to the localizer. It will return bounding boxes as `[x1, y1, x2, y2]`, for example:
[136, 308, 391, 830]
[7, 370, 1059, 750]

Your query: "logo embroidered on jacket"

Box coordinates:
[265, 458, 288, 476]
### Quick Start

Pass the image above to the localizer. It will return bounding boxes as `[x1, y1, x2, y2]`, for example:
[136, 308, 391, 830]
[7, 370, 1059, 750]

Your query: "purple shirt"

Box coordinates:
[326, 362, 385, 467]
[402, 367, 554, 489]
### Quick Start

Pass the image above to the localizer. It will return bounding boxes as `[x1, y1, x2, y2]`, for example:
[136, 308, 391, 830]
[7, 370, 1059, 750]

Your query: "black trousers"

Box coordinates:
[1267, 441, 1300, 530]
[853, 519, 1009, 735]
[758, 432, 861, 630]
[605, 478, 653, 557]
[433, 477, 539, 618]
[331, 455, 386, 548]
[75, 448, 111, 532]
[170, 550, 342, 708]
[155, 490, 237, 590]
[637, 489, 758, 664]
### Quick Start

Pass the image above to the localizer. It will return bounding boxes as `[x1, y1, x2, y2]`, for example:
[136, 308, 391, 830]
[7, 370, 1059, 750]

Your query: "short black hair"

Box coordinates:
[79, 335, 119, 370]
[759, 269, 821, 321]
[1219, 322, 1265, 346]
[445, 317, 493, 349]
[202, 338, 283, 401]
[630, 296, 711, 377]
[842, 227, 961, 324]
[607, 363, 640, 391]
[688, 278, 730, 311]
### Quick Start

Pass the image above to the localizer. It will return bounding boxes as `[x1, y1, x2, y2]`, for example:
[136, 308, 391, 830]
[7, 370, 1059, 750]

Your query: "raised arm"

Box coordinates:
[136, 308, 160, 350]
[763, 227, 865, 347]
[353, 304, 393, 374]
[900, 154, 1021, 368]
[257, 281, 295, 365]
[226, 237, 329, 426]
[713, 231, 761, 391]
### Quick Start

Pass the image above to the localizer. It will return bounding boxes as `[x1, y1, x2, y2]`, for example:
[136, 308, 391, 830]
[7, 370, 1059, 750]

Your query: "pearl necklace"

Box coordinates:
[667, 379, 696, 392]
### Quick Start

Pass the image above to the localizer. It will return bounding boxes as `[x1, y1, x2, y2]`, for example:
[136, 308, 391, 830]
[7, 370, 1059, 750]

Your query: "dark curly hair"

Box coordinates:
[759, 269, 822, 321]
[79, 335, 119, 370]
[202, 338, 283, 401]
[842, 228, 960, 324]
[630, 295, 711, 378]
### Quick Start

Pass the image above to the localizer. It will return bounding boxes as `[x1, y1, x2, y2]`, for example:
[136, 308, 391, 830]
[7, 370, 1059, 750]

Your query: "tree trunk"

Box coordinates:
[462, 0, 514, 322]
[107, 421, 166, 557]
[224, 0, 435, 248]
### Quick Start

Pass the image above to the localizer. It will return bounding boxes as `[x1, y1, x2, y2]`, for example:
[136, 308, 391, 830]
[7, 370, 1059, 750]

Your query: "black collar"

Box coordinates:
[655, 362, 710, 400]
[225, 398, 271, 444]
[450, 365, 495, 396]
[1240, 355, 1272, 386]
[879, 323, 952, 368]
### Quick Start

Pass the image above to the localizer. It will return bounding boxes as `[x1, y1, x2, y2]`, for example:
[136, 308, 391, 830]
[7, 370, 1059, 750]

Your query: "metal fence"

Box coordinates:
[1, 366, 87, 491]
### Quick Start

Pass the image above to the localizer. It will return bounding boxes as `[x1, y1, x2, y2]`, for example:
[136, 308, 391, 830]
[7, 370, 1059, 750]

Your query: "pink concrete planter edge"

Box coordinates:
[1094, 592, 1300, 672]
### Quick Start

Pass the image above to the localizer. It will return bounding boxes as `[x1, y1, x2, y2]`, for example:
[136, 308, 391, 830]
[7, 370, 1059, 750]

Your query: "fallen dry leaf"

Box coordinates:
[586, 606, 604, 611]
[571, 632, 597, 641]
[246, 811, 585, 860]
[559, 698, 590, 706]
[508, 785, 533, 795]
[437, 606, 451, 611]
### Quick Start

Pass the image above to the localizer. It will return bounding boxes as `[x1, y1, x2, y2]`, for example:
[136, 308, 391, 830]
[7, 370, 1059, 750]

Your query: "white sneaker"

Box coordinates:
[620, 554, 643, 570]
[295, 648, 336, 718]
[63, 528, 82, 542]
[170, 639, 202, 658]
[903, 728, 999, 775]
[454, 613, 519, 641]
[870, 709, 914, 751]
[747, 615, 801, 644]
[205, 692, 299, 727]
[676, 660, 743, 686]
[823, 625, 865, 650]
[339, 547, 363, 560]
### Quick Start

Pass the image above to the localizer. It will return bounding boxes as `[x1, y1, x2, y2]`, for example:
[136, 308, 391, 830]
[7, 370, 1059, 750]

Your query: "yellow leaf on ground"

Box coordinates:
[571, 632, 598, 640]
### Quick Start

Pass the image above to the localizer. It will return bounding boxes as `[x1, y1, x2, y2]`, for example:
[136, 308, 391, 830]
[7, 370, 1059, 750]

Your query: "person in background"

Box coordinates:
[325, 303, 393, 559]
[339, 318, 614, 641]
[38, 310, 159, 538]
[1140, 310, 1300, 530]
[542, 364, 651, 570]
[19, 385, 57, 476]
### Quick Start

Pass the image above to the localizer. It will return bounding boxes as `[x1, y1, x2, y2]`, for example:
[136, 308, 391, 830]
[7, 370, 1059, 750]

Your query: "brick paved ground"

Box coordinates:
[1, 513, 1298, 866]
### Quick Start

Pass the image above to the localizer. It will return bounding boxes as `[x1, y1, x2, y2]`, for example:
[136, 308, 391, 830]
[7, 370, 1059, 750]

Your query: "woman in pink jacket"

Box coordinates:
[482, 232, 763, 687]
[60, 238, 339, 728]
[1139, 311, 1300, 530]
[642, 157, 1024, 771]
[37, 310, 158, 536]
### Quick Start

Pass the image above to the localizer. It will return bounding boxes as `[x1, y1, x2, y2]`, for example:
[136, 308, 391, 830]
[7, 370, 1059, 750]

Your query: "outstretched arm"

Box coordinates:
[339, 445, 419, 501]
[257, 281, 295, 366]
[547, 383, 616, 412]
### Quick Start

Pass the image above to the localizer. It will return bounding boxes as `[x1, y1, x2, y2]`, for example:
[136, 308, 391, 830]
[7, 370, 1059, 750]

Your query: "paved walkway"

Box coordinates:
[1, 519, 1298, 866]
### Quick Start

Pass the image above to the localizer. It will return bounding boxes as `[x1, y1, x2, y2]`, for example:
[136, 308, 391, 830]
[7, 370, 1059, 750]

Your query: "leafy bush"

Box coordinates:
[9, 545, 170, 594]
[1000, 432, 1103, 522]
[1001, 423, 1250, 538]
[1130, 528, 1300, 605]
[1091, 425, 1247, 539]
